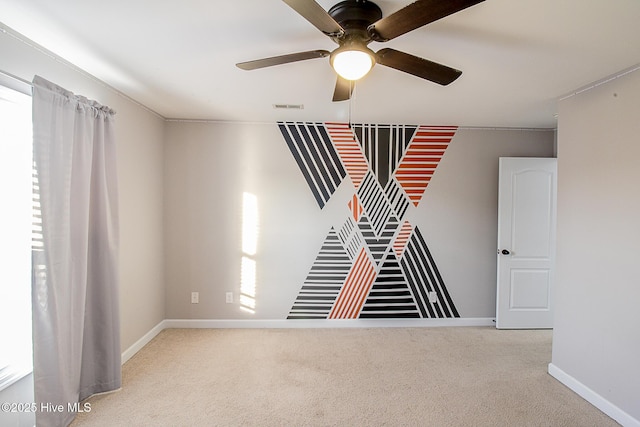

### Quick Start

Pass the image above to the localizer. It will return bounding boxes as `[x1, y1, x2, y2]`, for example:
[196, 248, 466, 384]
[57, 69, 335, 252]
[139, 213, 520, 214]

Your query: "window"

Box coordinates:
[0, 76, 33, 390]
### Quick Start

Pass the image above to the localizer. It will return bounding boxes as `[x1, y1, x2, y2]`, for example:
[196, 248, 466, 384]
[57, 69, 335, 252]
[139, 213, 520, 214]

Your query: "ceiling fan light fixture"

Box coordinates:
[330, 45, 375, 81]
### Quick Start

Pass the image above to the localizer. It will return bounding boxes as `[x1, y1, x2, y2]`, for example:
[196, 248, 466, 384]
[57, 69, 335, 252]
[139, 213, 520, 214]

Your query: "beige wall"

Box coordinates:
[552, 69, 640, 423]
[1, 25, 166, 352]
[419, 128, 555, 317]
[164, 121, 555, 319]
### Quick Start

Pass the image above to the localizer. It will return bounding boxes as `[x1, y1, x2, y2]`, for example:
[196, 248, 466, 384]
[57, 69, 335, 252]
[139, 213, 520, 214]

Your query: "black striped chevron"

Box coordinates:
[360, 253, 420, 318]
[358, 214, 399, 265]
[385, 177, 411, 222]
[287, 228, 351, 319]
[357, 172, 395, 237]
[338, 217, 362, 260]
[352, 124, 417, 188]
[400, 227, 459, 318]
[279, 122, 346, 208]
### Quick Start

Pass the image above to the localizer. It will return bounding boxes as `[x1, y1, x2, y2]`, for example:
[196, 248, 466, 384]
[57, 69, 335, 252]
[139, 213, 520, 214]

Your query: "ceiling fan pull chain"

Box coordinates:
[348, 80, 354, 127]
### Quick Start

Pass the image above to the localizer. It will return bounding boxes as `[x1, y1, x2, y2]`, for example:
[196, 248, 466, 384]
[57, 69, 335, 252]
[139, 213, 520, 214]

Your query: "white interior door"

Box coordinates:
[496, 157, 557, 329]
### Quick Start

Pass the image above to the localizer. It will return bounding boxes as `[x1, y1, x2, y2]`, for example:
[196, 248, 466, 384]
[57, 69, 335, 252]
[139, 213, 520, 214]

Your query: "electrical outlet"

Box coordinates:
[226, 292, 233, 304]
[428, 291, 438, 303]
[191, 292, 199, 304]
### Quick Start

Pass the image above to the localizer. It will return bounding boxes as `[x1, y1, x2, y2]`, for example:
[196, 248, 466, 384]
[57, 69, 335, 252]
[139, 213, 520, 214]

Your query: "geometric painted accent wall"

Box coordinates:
[280, 122, 459, 319]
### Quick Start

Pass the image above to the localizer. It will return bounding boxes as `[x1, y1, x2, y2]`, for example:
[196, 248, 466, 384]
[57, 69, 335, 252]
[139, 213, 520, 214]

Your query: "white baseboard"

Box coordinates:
[121, 317, 493, 365]
[163, 317, 495, 329]
[121, 320, 167, 364]
[548, 363, 640, 427]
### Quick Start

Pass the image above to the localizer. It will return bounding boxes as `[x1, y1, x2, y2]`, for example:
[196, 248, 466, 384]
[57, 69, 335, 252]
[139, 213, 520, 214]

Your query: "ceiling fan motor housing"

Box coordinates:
[328, 0, 382, 44]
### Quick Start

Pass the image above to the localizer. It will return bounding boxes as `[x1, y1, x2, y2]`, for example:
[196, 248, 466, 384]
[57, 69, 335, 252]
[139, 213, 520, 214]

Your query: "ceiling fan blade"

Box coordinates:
[236, 50, 330, 70]
[282, 0, 345, 37]
[369, 0, 485, 42]
[376, 48, 462, 86]
[332, 76, 353, 102]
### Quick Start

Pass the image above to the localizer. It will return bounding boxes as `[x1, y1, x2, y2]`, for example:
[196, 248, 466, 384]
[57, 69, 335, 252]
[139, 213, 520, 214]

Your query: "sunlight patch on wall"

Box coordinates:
[240, 257, 256, 313]
[242, 192, 258, 256]
[240, 192, 259, 314]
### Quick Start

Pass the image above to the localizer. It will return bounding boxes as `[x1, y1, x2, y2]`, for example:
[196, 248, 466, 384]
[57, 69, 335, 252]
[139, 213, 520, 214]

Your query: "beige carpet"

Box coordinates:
[71, 327, 617, 426]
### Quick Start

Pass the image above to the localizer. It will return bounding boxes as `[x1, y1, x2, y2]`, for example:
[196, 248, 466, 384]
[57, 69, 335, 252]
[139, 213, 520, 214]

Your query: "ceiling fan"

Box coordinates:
[236, 0, 485, 101]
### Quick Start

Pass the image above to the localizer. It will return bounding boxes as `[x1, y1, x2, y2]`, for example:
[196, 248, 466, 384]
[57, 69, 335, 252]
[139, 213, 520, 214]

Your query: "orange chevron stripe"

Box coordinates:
[415, 125, 458, 130]
[395, 125, 457, 206]
[394, 221, 413, 258]
[326, 123, 369, 189]
[399, 181, 431, 187]
[348, 194, 364, 222]
[415, 131, 456, 137]
[329, 249, 376, 319]
[409, 142, 451, 147]
[397, 163, 439, 169]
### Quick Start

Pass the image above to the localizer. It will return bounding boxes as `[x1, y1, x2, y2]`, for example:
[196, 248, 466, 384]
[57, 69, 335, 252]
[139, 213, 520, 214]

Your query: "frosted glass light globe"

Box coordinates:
[332, 49, 373, 81]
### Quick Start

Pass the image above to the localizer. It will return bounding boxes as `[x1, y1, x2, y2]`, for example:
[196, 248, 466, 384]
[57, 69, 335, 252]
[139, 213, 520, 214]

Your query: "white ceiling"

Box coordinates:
[2, 0, 640, 128]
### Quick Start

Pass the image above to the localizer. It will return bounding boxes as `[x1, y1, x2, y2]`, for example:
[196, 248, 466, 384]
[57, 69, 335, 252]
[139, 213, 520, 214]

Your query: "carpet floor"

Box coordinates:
[71, 327, 618, 426]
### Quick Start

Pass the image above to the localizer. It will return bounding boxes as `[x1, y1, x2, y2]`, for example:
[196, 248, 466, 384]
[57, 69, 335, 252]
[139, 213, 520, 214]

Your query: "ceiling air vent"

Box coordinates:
[273, 104, 304, 110]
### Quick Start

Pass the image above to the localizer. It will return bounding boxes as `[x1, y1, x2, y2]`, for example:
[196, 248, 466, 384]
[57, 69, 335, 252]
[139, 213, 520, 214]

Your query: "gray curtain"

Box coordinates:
[31, 76, 121, 427]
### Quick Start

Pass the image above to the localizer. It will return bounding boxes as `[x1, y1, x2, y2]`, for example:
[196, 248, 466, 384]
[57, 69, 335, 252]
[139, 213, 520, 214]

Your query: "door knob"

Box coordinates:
[501, 249, 510, 255]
